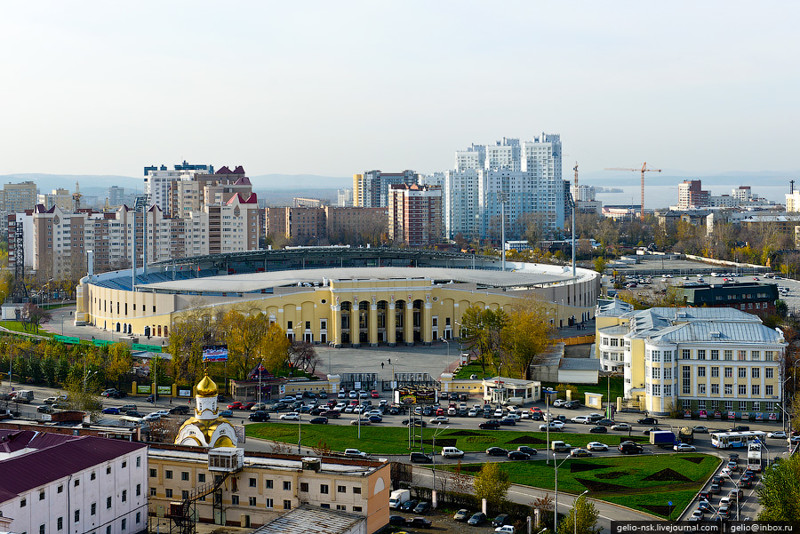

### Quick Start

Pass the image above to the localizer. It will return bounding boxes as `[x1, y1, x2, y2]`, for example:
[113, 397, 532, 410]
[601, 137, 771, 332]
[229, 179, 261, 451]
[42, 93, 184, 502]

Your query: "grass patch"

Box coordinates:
[542, 376, 625, 403]
[453, 362, 497, 380]
[0, 321, 54, 337]
[246, 423, 647, 455]
[439, 453, 721, 519]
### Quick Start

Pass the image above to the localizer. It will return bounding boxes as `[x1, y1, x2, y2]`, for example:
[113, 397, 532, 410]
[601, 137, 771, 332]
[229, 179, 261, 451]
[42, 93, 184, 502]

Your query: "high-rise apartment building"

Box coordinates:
[265, 206, 387, 245]
[337, 189, 353, 207]
[37, 188, 73, 212]
[353, 170, 418, 208]
[2, 181, 38, 216]
[444, 134, 564, 240]
[388, 184, 442, 246]
[144, 161, 214, 216]
[677, 180, 710, 209]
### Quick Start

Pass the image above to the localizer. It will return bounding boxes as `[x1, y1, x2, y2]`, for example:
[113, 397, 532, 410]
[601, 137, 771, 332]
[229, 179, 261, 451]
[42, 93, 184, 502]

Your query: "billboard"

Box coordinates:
[202, 345, 228, 362]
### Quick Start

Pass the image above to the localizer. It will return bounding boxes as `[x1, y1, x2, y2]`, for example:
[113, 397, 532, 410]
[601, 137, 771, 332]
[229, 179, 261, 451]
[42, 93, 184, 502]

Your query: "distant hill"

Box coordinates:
[581, 170, 799, 187]
[0, 173, 143, 195]
[250, 174, 351, 190]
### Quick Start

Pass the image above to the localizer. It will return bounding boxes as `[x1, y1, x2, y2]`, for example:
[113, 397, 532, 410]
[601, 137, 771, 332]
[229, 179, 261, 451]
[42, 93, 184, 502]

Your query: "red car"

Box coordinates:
[436, 408, 445, 416]
[242, 402, 255, 410]
[227, 401, 243, 410]
[370, 390, 380, 398]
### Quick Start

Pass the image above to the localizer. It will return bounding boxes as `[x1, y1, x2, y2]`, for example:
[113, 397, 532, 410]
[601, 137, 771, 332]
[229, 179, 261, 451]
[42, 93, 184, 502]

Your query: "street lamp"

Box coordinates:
[442, 338, 450, 360]
[553, 453, 571, 533]
[431, 423, 449, 507]
[721, 473, 740, 520]
[574, 490, 589, 534]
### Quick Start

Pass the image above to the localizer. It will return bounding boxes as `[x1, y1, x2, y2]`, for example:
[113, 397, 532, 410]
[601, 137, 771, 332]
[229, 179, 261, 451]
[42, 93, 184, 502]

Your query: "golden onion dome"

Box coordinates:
[196, 373, 218, 398]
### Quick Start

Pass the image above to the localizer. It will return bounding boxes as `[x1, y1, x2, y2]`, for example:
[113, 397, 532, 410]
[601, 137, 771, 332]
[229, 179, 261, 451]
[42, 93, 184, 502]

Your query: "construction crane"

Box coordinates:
[604, 162, 661, 220]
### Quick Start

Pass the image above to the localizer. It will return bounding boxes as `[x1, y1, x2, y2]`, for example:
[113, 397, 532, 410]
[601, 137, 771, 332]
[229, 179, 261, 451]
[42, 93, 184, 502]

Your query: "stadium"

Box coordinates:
[75, 247, 601, 346]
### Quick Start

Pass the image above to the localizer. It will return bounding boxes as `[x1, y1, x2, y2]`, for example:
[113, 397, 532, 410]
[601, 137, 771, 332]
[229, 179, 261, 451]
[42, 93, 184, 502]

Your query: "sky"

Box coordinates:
[1, 1, 798, 179]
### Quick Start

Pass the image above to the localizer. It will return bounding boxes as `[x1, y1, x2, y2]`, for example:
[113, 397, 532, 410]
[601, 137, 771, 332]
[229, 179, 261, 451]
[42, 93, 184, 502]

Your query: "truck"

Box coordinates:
[747, 442, 763, 472]
[14, 390, 34, 404]
[649, 430, 677, 448]
[389, 489, 411, 509]
[678, 426, 694, 445]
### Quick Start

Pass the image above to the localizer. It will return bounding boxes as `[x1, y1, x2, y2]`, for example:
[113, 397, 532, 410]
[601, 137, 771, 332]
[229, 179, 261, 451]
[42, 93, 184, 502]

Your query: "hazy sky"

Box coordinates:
[2, 1, 798, 179]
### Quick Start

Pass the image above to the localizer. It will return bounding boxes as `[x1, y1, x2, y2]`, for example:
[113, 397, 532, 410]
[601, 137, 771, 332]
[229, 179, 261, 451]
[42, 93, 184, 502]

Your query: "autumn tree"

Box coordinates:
[104, 343, 133, 390]
[757, 453, 800, 521]
[558, 494, 601, 534]
[22, 303, 51, 334]
[289, 341, 321, 375]
[500, 297, 555, 380]
[222, 310, 272, 380]
[459, 305, 509, 374]
[168, 305, 223, 384]
[261, 323, 292, 374]
[474, 462, 510, 510]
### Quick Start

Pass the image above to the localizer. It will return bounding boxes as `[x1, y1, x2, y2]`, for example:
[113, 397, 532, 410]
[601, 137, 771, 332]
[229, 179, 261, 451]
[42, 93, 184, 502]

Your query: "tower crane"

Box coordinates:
[604, 162, 661, 220]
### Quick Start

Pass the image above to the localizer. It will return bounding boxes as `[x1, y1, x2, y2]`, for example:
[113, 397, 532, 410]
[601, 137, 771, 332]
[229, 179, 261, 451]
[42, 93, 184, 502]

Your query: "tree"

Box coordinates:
[500, 297, 555, 380]
[262, 323, 292, 374]
[105, 343, 133, 390]
[558, 494, 601, 534]
[22, 303, 51, 334]
[460, 306, 508, 374]
[289, 341, 321, 375]
[473, 462, 510, 509]
[592, 256, 607, 274]
[222, 310, 272, 380]
[757, 453, 800, 521]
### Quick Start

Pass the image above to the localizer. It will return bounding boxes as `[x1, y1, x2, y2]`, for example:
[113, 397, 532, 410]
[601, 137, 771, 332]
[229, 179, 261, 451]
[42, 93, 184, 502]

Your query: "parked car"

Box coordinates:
[589, 426, 608, 434]
[249, 411, 270, 422]
[552, 399, 566, 407]
[227, 401, 243, 410]
[454, 509, 471, 521]
[486, 447, 509, 456]
[38, 405, 55, 414]
[468, 512, 487, 526]
[492, 514, 511, 527]
[243, 402, 255, 410]
[495, 526, 516, 534]
[389, 515, 405, 526]
[343, 448, 368, 458]
[400, 499, 417, 512]
[406, 517, 432, 529]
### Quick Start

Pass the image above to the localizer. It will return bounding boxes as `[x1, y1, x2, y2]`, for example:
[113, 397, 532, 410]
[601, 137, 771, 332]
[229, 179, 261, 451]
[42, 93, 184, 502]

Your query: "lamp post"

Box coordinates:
[298, 414, 302, 454]
[431, 423, 448, 507]
[574, 490, 589, 534]
[443, 338, 450, 360]
[553, 454, 571, 533]
[722, 473, 740, 520]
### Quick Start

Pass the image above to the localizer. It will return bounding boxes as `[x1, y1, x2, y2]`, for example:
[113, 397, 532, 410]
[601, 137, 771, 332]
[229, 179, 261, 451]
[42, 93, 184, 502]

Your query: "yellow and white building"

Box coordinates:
[596, 303, 786, 416]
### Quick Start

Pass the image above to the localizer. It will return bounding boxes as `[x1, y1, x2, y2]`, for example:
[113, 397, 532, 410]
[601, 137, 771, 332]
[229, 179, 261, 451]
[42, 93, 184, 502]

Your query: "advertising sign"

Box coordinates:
[202, 345, 228, 362]
[137, 385, 151, 394]
[157, 386, 171, 395]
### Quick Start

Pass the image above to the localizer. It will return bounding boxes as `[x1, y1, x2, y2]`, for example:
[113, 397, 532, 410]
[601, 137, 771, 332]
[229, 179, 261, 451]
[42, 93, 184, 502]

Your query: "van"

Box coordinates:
[389, 489, 411, 509]
[15, 390, 34, 404]
[441, 447, 465, 459]
[551, 441, 572, 452]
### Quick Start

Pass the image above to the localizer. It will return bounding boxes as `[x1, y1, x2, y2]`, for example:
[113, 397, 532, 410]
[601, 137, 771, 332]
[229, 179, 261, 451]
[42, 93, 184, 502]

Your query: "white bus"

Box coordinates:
[747, 441, 763, 472]
[710, 431, 767, 449]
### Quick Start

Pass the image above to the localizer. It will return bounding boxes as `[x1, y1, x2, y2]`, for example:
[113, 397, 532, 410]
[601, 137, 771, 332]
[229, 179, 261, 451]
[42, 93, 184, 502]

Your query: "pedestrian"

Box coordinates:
[169, 397, 172, 405]
[388, 358, 391, 364]
[381, 362, 384, 369]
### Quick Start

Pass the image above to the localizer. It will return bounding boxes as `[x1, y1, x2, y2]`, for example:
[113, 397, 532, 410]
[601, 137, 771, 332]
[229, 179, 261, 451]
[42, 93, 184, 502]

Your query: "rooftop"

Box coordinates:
[253, 504, 365, 534]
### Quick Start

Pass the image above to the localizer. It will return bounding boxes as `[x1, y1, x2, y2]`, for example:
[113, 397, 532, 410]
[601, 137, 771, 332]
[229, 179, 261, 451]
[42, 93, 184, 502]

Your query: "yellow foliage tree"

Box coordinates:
[501, 297, 556, 380]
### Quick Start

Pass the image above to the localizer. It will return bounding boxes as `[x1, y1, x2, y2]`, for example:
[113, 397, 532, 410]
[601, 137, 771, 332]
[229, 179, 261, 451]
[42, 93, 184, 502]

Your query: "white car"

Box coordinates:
[496, 526, 515, 534]
[720, 467, 731, 477]
[586, 442, 608, 452]
[674, 443, 697, 452]
[768, 431, 787, 439]
[430, 416, 450, 424]
[143, 413, 162, 422]
[539, 421, 565, 431]
[494, 408, 504, 418]
[552, 399, 566, 407]
[280, 412, 301, 421]
[468, 408, 480, 417]
[571, 415, 591, 424]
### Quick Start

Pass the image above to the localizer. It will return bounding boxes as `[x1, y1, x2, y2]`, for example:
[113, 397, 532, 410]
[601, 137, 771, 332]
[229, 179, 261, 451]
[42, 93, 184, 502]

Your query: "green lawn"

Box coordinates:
[440, 453, 721, 519]
[542, 376, 625, 403]
[453, 362, 496, 379]
[0, 321, 54, 337]
[246, 423, 647, 455]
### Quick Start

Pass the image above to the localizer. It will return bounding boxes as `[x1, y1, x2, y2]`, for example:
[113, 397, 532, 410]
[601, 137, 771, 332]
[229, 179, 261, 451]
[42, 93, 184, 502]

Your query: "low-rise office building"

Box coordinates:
[596, 303, 786, 417]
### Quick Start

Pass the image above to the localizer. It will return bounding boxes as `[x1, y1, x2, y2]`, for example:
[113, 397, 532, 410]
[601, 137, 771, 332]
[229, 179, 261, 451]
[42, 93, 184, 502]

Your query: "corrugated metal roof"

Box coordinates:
[559, 358, 602, 371]
[254, 504, 366, 534]
[651, 321, 784, 345]
[0, 433, 146, 504]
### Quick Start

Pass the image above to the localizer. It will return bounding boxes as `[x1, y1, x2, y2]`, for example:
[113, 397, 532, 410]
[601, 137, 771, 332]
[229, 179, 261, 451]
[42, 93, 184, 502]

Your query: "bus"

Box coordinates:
[710, 431, 767, 449]
[747, 441, 763, 472]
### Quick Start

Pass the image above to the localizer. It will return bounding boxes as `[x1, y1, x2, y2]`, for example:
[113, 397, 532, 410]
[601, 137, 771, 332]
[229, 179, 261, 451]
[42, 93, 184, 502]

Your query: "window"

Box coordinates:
[766, 385, 774, 396]
[121, 518, 126, 531]
[739, 385, 747, 395]
[166, 489, 173, 498]
[724, 350, 733, 360]
[337, 486, 346, 493]
[664, 384, 672, 396]
[353, 486, 361, 495]
[766, 368, 774, 379]
[121, 461, 126, 468]
[699, 384, 706, 394]
[353, 506, 363, 512]
[725, 401, 733, 411]
[249, 497, 257, 506]
[150, 488, 156, 497]
[752, 385, 760, 395]
[664, 351, 672, 362]
[739, 368, 747, 378]
[697, 350, 706, 360]
[738, 350, 746, 361]
[107, 466, 111, 474]
[74, 510, 80, 523]
[320, 484, 329, 494]
[249, 478, 257, 488]
[300, 483, 309, 492]
[752, 368, 760, 378]
[57, 518, 63, 531]
[652, 384, 661, 396]
[682, 399, 691, 409]
[711, 350, 719, 360]
[136, 456, 141, 467]
[107, 497, 112, 509]
[698, 400, 706, 410]
[149, 468, 157, 478]
[122, 490, 127, 503]
[724, 384, 732, 395]
[724, 367, 733, 378]
[21, 498, 26, 507]
[232, 495, 239, 505]
[181, 472, 189, 481]
[711, 384, 719, 395]
[74, 479, 80, 487]
[58, 485, 63, 494]
[283, 481, 291, 491]
[753, 401, 760, 411]
[652, 350, 661, 362]
[265, 498, 274, 509]
[199, 473, 206, 483]
[652, 367, 661, 380]
[266, 479, 273, 489]
[136, 484, 141, 497]
[698, 367, 706, 378]
[665, 368, 672, 380]
[39, 491, 45, 500]
[182, 490, 189, 500]
[283, 500, 292, 510]
[681, 349, 691, 360]
[165, 470, 173, 479]
[39, 525, 44, 534]
[711, 367, 719, 378]
[321, 503, 331, 509]
[90, 472, 96, 481]
[136, 512, 141, 524]
[91, 502, 96, 516]
[739, 401, 747, 410]
[766, 351, 775, 361]
[752, 351, 761, 361]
